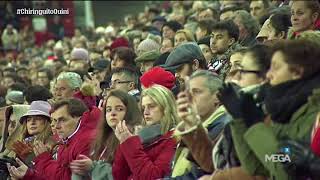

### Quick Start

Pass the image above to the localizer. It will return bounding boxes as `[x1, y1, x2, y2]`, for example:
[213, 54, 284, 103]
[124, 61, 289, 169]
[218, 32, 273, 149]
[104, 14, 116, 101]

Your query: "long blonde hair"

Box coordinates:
[6, 118, 53, 151]
[141, 85, 179, 134]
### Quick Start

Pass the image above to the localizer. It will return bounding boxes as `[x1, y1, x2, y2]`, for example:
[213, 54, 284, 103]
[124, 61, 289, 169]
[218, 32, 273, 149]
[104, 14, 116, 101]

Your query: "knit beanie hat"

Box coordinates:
[12, 105, 30, 122]
[110, 37, 129, 50]
[70, 48, 89, 62]
[137, 39, 160, 56]
[5, 91, 24, 104]
[140, 67, 176, 90]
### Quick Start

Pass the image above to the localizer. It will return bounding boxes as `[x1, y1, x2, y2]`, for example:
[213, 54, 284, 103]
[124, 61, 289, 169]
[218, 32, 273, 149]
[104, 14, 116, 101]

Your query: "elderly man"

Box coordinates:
[53, 72, 83, 101]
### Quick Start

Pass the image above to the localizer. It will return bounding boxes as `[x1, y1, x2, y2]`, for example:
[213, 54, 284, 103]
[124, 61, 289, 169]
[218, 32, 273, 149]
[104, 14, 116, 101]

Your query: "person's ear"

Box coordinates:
[227, 37, 235, 46]
[277, 31, 286, 39]
[192, 59, 200, 70]
[312, 12, 319, 24]
[128, 82, 135, 90]
[292, 67, 304, 80]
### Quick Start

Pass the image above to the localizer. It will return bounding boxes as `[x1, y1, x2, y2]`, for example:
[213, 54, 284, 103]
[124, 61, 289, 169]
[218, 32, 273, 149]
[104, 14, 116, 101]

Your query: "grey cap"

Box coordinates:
[162, 42, 205, 71]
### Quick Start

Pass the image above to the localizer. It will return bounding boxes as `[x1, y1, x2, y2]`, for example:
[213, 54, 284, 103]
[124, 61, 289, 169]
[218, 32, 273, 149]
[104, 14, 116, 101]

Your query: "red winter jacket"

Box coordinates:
[23, 107, 101, 180]
[112, 130, 176, 180]
[311, 126, 320, 157]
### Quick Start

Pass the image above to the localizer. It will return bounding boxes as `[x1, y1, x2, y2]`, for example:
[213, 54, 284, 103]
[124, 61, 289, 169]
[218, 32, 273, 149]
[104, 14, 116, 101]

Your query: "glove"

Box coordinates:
[217, 82, 243, 119]
[12, 141, 33, 160]
[281, 139, 320, 178]
[217, 82, 265, 127]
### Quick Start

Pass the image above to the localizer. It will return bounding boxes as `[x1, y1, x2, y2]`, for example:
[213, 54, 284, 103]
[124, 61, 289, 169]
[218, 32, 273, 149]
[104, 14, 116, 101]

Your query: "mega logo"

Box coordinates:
[265, 154, 291, 163]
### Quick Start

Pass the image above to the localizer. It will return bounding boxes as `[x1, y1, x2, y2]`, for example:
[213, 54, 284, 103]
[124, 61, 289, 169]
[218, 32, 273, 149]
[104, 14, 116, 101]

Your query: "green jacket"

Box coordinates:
[230, 88, 320, 180]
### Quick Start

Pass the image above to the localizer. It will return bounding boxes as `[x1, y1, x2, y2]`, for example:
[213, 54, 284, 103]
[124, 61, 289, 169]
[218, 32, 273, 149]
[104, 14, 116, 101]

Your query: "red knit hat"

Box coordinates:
[140, 67, 176, 90]
[110, 37, 129, 50]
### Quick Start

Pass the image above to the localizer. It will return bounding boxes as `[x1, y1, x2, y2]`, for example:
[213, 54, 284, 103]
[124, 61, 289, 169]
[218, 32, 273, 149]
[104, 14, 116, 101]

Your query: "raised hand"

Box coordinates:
[115, 120, 133, 144]
[176, 91, 200, 129]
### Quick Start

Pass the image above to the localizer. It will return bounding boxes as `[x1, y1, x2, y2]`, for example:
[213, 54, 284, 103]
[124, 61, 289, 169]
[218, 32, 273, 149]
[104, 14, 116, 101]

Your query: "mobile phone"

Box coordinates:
[184, 76, 192, 101]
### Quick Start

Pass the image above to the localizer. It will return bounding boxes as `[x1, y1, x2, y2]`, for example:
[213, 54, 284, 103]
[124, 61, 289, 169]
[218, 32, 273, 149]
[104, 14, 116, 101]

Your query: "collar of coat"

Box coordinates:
[62, 119, 82, 144]
[202, 105, 226, 128]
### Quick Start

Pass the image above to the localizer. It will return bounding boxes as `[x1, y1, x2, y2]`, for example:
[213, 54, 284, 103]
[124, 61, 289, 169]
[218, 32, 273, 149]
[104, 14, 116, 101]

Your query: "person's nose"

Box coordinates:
[144, 107, 150, 116]
[266, 69, 272, 81]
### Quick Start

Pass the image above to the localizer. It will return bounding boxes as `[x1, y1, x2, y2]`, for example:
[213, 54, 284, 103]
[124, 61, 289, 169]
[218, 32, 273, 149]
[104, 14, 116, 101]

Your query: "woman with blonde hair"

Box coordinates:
[174, 29, 196, 47]
[112, 85, 179, 179]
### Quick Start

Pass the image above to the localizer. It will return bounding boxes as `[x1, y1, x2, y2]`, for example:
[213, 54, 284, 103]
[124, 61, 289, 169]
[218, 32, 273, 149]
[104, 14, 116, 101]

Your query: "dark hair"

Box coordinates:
[211, 20, 240, 41]
[91, 90, 142, 162]
[269, 13, 291, 36]
[24, 85, 53, 104]
[111, 47, 137, 67]
[220, 6, 242, 15]
[198, 7, 219, 20]
[161, 21, 183, 33]
[9, 83, 26, 92]
[197, 20, 215, 36]
[272, 39, 320, 78]
[38, 68, 53, 81]
[51, 98, 88, 118]
[111, 67, 140, 89]
[250, 0, 271, 8]
[246, 44, 272, 78]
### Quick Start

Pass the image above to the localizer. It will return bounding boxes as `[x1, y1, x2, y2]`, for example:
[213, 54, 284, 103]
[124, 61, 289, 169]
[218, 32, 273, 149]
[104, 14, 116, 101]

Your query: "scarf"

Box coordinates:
[138, 123, 162, 145]
[264, 73, 320, 123]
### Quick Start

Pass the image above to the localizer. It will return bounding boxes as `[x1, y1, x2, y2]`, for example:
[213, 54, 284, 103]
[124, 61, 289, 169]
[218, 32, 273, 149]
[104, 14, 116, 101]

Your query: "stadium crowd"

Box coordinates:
[1, 0, 320, 180]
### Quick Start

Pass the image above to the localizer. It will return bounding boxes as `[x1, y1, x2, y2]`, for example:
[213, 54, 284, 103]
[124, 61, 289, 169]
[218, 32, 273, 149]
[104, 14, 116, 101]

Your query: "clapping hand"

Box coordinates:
[12, 141, 33, 160]
[7, 158, 28, 179]
[33, 141, 49, 156]
[115, 120, 133, 144]
[70, 154, 93, 176]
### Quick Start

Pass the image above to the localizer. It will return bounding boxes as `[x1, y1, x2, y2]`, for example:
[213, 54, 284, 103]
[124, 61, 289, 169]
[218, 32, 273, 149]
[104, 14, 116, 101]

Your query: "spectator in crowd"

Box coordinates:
[287, 0, 320, 39]
[162, 42, 207, 90]
[160, 38, 174, 54]
[3, 101, 52, 166]
[174, 29, 196, 47]
[225, 47, 248, 83]
[135, 50, 161, 74]
[68, 48, 90, 73]
[110, 67, 140, 100]
[256, 12, 291, 43]
[70, 90, 142, 179]
[249, 0, 271, 24]
[220, 6, 239, 21]
[161, 21, 183, 39]
[136, 38, 160, 56]
[110, 47, 137, 71]
[17, 67, 31, 85]
[1, 24, 19, 51]
[233, 10, 260, 46]
[195, 20, 214, 41]
[24, 85, 53, 105]
[219, 39, 320, 179]
[197, 7, 219, 21]
[5, 90, 24, 105]
[197, 36, 213, 64]
[112, 85, 178, 179]
[140, 67, 176, 90]
[209, 20, 241, 80]
[36, 68, 54, 89]
[172, 70, 231, 179]
[54, 72, 83, 101]
[91, 59, 111, 83]
[8, 98, 100, 180]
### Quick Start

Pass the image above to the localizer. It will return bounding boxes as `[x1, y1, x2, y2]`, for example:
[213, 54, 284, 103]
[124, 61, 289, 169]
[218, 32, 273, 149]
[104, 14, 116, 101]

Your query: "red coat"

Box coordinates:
[311, 126, 320, 156]
[112, 130, 176, 180]
[23, 107, 101, 180]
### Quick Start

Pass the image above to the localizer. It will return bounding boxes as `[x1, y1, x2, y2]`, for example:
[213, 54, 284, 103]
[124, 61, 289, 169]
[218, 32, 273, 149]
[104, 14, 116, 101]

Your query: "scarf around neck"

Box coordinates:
[264, 73, 320, 123]
[138, 123, 162, 145]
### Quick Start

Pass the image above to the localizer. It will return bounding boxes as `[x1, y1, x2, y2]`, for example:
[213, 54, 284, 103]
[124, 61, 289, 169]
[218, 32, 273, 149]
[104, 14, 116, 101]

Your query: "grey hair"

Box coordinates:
[234, 10, 260, 37]
[190, 70, 223, 93]
[56, 72, 83, 90]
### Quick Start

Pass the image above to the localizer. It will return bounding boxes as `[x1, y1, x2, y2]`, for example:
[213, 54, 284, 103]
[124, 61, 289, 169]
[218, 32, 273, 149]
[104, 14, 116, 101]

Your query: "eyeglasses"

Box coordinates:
[109, 80, 132, 87]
